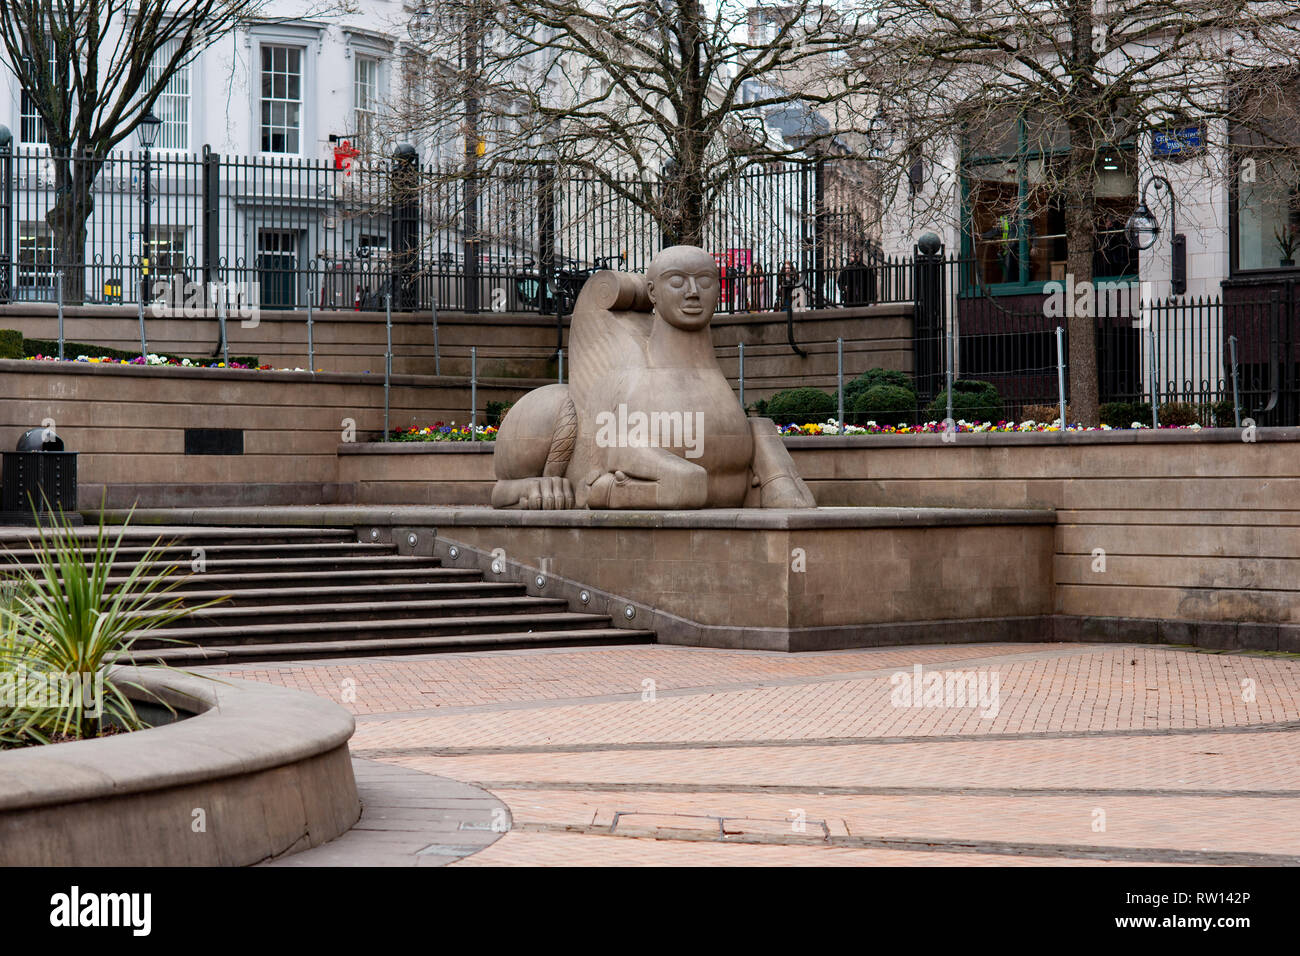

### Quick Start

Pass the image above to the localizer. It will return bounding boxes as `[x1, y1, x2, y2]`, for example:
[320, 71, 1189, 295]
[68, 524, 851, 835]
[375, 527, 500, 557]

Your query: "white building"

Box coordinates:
[0, 1, 421, 307]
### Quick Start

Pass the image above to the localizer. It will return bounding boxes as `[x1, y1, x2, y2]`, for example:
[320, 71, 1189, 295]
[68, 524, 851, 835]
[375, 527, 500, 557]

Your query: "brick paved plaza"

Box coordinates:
[202, 641, 1300, 866]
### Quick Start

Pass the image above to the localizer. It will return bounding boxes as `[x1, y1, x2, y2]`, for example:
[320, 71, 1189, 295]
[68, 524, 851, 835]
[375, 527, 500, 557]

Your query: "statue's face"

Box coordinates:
[647, 249, 719, 331]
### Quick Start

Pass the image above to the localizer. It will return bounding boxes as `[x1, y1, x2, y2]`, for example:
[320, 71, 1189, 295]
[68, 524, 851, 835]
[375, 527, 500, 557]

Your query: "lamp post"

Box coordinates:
[1126, 174, 1186, 296]
[137, 111, 162, 298]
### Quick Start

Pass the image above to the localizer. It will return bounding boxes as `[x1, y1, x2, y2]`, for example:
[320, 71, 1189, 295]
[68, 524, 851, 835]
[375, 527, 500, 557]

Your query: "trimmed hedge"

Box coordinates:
[844, 367, 915, 406]
[1099, 401, 1154, 427]
[924, 379, 1003, 423]
[0, 329, 22, 360]
[759, 387, 837, 423]
[850, 384, 914, 427]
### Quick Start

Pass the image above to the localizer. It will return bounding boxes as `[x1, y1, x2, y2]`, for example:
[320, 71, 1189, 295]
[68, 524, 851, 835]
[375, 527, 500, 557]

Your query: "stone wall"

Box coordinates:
[787, 430, 1300, 642]
[335, 430, 1300, 644]
[0, 359, 535, 508]
[0, 301, 914, 399]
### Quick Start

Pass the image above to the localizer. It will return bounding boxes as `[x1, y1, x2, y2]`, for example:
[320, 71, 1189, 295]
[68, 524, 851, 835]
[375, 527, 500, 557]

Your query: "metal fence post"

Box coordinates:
[57, 271, 65, 360]
[1229, 334, 1241, 428]
[217, 289, 230, 367]
[946, 317, 954, 427]
[1148, 316, 1160, 428]
[557, 346, 564, 384]
[738, 342, 745, 410]
[391, 145, 420, 311]
[306, 270, 314, 370]
[137, 296, 148, 362]
[431, 296, 441, 375]
[470, 345, 478, 440]
[0, 125, 12, 305]
[202, 146, 220, 300]
[837, 336, 844, 431]
[539, 165, 558, 349]
[913, 233, 945, 402]
[384, 292, 392, 441]
[1055, 326, 1067, 426]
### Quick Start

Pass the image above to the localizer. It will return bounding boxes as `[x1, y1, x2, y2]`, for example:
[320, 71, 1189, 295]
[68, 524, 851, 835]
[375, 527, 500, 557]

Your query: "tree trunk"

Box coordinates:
[1064, 132, 1100, 426]
[46, 153, 99, 305]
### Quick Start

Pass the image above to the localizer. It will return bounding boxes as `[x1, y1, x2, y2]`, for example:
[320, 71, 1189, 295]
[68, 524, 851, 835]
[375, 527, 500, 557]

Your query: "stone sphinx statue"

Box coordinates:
[491, 245, 816, 510]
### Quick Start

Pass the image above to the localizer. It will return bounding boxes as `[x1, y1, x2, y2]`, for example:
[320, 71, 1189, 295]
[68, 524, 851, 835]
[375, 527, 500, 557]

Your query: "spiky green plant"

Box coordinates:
[0, 594, 54, 748]
[0, 507, 220, 742]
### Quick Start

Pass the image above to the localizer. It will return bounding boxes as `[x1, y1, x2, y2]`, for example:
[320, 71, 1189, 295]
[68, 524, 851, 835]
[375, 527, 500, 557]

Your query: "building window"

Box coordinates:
[1231, 85, 1300, 272]
[261, 45, 303, 154]
[19, 37, 60, 145]
[962, 111, 1136, 288]
[145, 40, 191, 151]
[20, 86, 46, 145]
[17, 221, 55, 292]
[147, 228, 188, 276]
[355, 55, 380, 149]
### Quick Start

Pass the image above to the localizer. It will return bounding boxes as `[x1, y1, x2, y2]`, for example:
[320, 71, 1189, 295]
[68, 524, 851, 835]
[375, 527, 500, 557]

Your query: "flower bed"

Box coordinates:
[26, 353, 273, 370]
[777, 419, 1204, 435]
[389, 423, 499, 442]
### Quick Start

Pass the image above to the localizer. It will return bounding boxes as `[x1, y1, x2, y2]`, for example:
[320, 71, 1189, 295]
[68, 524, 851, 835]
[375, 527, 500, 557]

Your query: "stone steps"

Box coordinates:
[1, 525, 655, 662]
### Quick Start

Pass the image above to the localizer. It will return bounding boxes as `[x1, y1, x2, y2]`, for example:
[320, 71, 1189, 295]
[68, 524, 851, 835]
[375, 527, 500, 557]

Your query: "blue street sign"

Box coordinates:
[1154, 126, 1204, 157]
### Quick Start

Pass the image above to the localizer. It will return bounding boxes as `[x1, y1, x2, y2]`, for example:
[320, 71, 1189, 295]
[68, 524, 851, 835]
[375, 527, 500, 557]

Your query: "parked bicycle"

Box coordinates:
[514, 254, 625, 314]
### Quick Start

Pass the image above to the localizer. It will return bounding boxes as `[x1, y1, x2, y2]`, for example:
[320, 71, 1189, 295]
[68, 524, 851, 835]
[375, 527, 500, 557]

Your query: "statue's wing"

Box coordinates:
[568, 271, 653, 412]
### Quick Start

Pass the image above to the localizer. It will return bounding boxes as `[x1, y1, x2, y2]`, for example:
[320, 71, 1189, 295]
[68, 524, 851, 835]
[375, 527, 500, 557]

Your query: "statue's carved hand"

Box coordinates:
[497, 476, 574, 510]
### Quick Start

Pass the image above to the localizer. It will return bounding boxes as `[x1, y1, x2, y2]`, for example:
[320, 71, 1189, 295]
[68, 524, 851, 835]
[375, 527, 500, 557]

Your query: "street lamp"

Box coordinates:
[1126, 174, 1186, 295]
[137, 111, 162, 293]
[866, 111, 895, 158]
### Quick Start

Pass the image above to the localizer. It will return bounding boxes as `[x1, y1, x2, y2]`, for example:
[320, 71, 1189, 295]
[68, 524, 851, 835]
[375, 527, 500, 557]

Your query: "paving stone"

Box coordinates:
[237, 641, 1300, 866]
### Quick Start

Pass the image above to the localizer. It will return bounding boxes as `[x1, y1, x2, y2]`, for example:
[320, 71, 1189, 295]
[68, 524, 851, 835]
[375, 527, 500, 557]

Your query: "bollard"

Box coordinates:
[1055, 326, 1067, 427]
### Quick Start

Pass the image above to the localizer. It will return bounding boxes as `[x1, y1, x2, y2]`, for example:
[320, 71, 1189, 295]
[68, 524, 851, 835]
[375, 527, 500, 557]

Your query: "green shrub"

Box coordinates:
[1158, 401, 1199, 427]
[845, 367, 916, 407]
[1204, 398, 1237, 427]
[1099, 401, 1154, 428]
[0, 508, 221, 746]
[0, 329, 22, 360]
[485, 400, 514, 427]
[1020, 402, 1074, 425]
[923, 379, 1003, 423]
[850, 384, 915, 427]
[762, 387, 837, 424]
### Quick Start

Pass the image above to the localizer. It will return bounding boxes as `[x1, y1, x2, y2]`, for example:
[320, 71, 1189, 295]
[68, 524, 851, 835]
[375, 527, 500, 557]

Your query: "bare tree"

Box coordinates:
[856, 0, 1300, 424]
[0, 0, 268, 301]
[400, 0, 872, 248]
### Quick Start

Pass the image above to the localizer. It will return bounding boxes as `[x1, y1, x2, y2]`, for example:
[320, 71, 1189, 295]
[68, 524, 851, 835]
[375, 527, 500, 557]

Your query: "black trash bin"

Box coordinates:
[0, 428, 81, 525]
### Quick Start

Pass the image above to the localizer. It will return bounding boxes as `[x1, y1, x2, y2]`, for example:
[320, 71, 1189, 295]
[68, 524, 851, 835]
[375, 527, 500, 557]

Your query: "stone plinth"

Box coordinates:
[421, 506, 1056, 651]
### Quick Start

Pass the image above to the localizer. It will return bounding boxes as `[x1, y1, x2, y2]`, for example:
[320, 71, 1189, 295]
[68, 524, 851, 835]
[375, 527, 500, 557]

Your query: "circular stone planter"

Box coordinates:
[0, 667, 360, 866]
